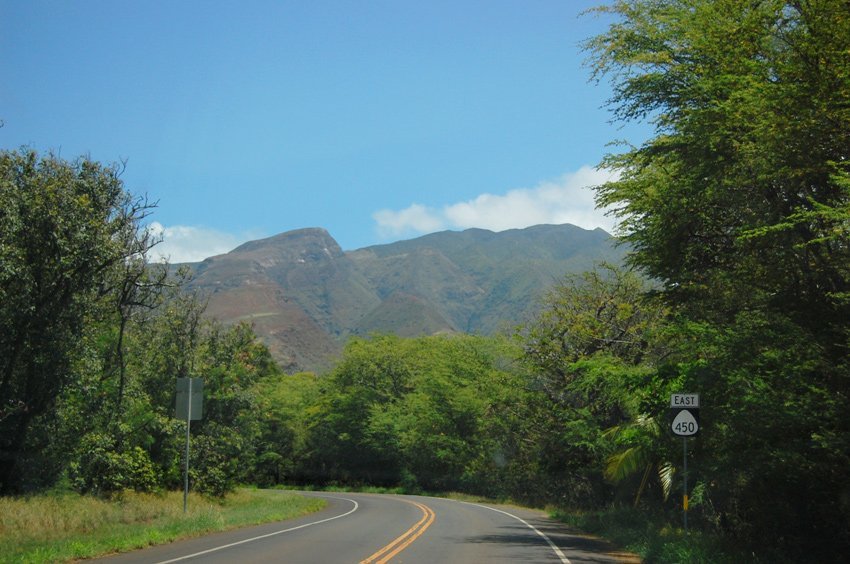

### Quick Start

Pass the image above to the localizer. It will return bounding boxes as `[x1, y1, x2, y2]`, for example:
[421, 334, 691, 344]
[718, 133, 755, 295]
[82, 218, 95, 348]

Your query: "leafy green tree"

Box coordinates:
[603, 413, 674, 508]
[519, 263, 669, 507]
[587, 0, 850, 332]
[300, 334, 531, 494]
[521, 263, 666, 375]
[190, 320, 279, 494]
[124, 287, 277, 496]
[57, 275, 279, 497]
[0, 149, 282, 497]
[250, 372, 321, 486]
[365, 336, 498, 492]
[585, 0, 850, 556]
[0, 149, 159, 493]
[303, 335, 413, 485]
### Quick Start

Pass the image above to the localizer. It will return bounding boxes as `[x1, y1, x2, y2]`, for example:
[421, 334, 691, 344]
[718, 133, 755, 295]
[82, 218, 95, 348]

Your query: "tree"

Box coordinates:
[586, 0, 850, 333]
[585, 1, 850, 556]
[521, 263, 666, 376]
[0, 149, 159, 493]
[300, 334, 531, 495]
[250, 372, 321, 486]
[303, 335, 413, 486]
[519, 263, 669, 507]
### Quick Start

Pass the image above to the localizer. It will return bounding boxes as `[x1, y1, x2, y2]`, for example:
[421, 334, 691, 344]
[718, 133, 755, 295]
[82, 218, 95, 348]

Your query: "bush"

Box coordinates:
[69, 433, 160, 495]
[188, 428, 246, 497]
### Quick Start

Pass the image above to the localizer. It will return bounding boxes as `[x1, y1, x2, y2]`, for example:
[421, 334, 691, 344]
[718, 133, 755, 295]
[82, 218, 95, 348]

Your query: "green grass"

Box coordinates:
[0, 488, 326, 563]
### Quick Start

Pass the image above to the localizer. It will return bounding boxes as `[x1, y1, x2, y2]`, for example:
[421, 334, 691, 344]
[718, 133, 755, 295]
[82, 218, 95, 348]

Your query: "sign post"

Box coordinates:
[177, 377, 203, 513]
[670, 393, 699, 534]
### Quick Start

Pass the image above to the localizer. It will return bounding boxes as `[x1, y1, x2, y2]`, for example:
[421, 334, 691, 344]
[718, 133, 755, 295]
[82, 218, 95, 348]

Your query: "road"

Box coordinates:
[94, 492, 638, 563]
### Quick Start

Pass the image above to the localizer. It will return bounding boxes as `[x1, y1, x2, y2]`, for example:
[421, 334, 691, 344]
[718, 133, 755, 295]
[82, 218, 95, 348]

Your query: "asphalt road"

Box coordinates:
[94, 492, 638, 563]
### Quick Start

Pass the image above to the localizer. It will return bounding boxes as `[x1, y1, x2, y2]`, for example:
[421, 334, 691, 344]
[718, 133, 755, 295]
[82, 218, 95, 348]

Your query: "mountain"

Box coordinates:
[186, 224, 625, 373]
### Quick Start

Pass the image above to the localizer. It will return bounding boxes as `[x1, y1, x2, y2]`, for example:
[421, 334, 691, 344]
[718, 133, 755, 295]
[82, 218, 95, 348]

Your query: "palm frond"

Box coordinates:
[658, 461, 675, 501]
[604, 445, 649, 482]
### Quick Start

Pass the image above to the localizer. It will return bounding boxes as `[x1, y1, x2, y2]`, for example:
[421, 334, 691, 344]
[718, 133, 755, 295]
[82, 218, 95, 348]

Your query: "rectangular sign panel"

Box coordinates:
[670, 393, 700, 408]
[176, 377, 204, 421]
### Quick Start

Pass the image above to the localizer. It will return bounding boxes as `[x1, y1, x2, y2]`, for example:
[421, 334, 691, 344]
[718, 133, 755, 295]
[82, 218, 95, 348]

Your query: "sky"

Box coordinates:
[1, 0, 648, 262]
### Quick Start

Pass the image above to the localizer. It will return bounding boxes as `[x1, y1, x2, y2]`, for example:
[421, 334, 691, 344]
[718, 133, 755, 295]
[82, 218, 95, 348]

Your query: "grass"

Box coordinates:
[0, 488, 326, 563]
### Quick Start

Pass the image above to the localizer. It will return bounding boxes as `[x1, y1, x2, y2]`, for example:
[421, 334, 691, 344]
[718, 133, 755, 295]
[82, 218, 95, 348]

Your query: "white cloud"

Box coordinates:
[372, 166, 619, 240]
[372, 203, 446, 239]
[147, 222, 255, 263]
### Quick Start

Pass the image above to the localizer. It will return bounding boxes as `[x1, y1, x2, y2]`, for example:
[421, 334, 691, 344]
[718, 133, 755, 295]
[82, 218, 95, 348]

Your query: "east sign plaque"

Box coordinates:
[670, 393, 700, 436]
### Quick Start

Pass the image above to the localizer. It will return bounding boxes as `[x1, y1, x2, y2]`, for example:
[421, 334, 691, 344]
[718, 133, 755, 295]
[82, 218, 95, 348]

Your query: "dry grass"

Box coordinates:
[0, 489, 325, 563]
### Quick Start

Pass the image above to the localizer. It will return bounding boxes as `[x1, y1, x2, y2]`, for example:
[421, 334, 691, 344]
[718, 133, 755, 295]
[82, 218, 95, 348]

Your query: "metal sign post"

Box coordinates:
[683, 435, 688, 534]
[176, 377, 203, 513]
[184, 382, 191, 515]
[670, 393, 699, 534]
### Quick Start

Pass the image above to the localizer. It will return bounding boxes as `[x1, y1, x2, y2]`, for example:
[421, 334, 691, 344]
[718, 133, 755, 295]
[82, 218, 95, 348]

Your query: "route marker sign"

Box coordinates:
[671, 409, 700, 436]
[670, 392, 701, 534]
[670, 393, 700, 436]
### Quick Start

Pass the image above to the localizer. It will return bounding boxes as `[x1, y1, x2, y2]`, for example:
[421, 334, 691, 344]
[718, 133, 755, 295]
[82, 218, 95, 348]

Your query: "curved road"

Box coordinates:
[94, 492, 638, 563]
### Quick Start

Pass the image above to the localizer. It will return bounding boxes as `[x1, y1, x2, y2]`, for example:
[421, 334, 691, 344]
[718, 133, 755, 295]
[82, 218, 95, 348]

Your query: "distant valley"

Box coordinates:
[185, 224, 625, 372]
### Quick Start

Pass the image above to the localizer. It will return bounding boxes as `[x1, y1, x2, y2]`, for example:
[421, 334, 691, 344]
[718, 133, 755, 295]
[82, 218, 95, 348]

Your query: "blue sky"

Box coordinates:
[1, 0, 647, 262]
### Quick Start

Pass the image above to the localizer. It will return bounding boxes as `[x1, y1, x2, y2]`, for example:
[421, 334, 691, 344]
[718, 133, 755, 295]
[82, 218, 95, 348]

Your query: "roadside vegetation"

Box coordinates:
[0, 488, 325, 563]
[1, 1, 848, 563]
[553, 507, 750, 564]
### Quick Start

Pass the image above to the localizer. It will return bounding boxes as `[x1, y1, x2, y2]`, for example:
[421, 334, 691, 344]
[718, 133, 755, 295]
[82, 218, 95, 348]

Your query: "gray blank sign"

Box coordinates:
[176, 377, 204, 420]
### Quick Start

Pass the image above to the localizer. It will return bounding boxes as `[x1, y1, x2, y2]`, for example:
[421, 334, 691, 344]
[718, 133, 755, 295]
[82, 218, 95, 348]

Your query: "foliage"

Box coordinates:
[522, 263, 666, 369]
[587, 0, 850, 332]
[119, 288, 278, 496]
[0, 149, 281, 499]
[582, 0, 850, 558]
[603, 414, 674, 506]
[518, 263, 670, 507]
[553, 506, 753, 564]
[69, 432, 160, 495]
[250, 372, 321, 486]
[0, 149, 160, 493]
[297, 334, 532, 496]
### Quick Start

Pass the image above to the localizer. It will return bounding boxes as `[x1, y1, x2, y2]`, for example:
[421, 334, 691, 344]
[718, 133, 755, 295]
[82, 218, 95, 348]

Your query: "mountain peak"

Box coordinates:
[189, 223, 624, 373]
[231, 227, 339, 256]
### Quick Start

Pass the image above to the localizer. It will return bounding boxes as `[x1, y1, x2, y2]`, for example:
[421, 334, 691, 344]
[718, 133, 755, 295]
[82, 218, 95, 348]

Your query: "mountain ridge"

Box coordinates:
[185, 224, 625, 372]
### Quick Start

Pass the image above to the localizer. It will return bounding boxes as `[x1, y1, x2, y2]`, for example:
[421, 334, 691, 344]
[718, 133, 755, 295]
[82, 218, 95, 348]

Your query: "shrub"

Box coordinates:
[69, 433, 160, 494]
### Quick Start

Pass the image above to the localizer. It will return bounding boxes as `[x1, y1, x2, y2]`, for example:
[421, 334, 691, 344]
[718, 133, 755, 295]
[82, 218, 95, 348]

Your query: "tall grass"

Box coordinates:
[0, 488, 325, 563]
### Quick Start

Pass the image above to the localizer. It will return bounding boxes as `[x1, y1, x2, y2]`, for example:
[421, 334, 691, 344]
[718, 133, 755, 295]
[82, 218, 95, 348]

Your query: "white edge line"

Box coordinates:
[154, 495, 359, 564]
[458, 500, 571, 564]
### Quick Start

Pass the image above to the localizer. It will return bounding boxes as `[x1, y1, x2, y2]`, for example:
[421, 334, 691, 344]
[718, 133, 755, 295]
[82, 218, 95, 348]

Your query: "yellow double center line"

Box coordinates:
[360, 499, 436, 564]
